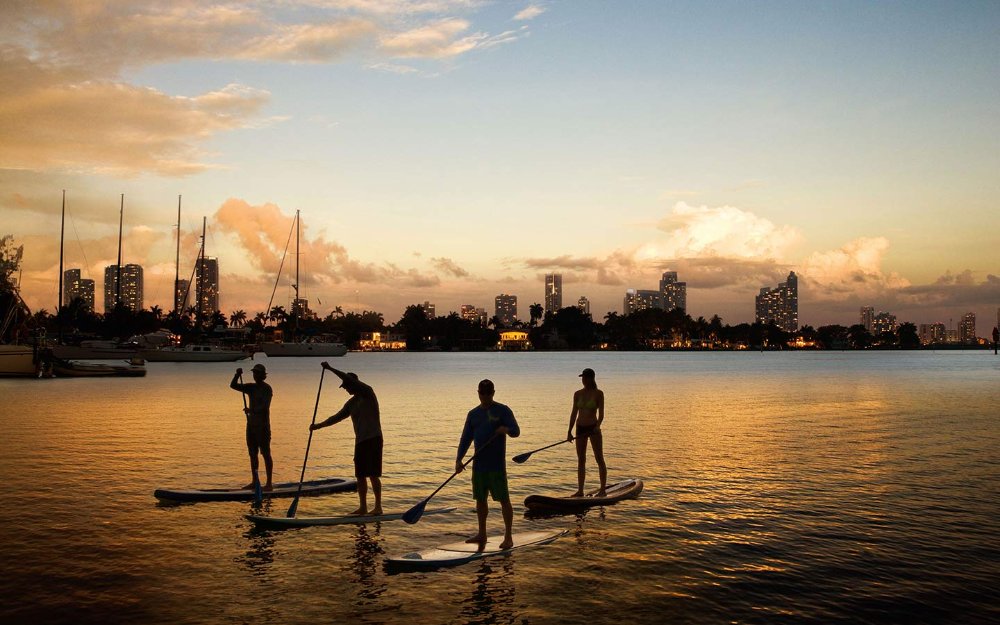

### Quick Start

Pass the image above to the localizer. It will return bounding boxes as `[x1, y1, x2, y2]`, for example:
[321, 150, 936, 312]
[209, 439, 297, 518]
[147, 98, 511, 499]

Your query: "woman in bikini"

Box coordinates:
[567, 368, 607, 497]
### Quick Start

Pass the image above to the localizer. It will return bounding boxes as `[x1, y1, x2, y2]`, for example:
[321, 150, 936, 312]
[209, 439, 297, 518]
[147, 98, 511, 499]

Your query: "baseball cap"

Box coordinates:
[251, 364, 266, 373]
[340, 372, 359, 388]
[579, 368, 595, 378]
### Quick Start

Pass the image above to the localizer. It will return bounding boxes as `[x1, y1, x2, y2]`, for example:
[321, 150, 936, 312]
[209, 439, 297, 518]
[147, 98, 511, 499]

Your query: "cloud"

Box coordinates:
[513, 6, 546, 21]
[379, 18, 485, 58]
[431, 256, 470, 277]
[799, 237, 910, 299]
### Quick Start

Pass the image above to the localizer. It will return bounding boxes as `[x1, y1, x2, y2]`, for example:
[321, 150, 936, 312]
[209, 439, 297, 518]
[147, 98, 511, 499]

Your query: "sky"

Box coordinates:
[2, 0, 999, 332]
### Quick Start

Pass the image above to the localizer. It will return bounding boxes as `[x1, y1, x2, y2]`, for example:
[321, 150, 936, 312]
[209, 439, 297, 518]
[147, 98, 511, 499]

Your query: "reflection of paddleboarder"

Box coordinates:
[456, 379, 520, 549]
[230, 364, 274, 491]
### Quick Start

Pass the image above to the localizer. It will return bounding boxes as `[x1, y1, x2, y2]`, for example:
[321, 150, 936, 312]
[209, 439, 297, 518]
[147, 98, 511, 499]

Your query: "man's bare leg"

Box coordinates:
[465, 499, 488, 544]
[349, 478, 368, 516]
[370, 477, 383, 515]
[499, 498, 514, 549]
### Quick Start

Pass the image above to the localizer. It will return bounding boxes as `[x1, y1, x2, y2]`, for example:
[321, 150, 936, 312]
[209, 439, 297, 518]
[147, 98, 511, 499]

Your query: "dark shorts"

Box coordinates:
[246, 420, 271, 453]
[576, 424, 600, 439]
[472, 471, 509, 502]
[354, 436, 383, 478]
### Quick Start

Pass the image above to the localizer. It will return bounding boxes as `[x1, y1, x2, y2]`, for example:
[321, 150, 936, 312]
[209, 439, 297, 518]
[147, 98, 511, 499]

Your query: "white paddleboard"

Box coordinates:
[386, 529, 566, 569]
[246, 507, 456, 528]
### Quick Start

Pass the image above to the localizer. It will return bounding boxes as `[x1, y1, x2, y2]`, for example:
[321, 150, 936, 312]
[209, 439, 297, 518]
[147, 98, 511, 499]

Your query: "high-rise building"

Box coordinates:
[460, 304, 478, 322]
[919, 323, 946, 345]
[103, 263, 143, 312]
[495, 294, 517, 327]
[624, 289, 661, 315]
[872, 312, 897, 336]
[78, 279, 95, 311]
[64, 269, 96, 311]
[959, 312, 976, 344]
[196, 257, 219, 316]
[577, 296, 590, 316]
[755, 271, 798, 331]
[174, 279, 190, 314]
[292, 297, 315, 319]
[659, 271, 687, 312]
[421, 301, 435, 318]
[860, 306, 875, 333]
[544, 274, 562, 314]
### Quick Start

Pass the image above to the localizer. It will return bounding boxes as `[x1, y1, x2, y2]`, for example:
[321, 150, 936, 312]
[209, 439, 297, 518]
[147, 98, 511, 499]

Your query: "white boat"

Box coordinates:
[0, 344, 39, 377]
[50, 340, 139, 360]
[52, 357, 146, 377]
[141, 344, 249, 362]
[259, 340, 348, 357]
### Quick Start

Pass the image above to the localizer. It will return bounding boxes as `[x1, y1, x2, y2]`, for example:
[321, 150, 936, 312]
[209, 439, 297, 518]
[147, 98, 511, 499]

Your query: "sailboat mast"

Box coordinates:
[58, 190, 65, 311]
[294, 210, 300, 337]
[197, 216, 206, 322]
[116, 193, 124, 309]
[174, 195, 181, 314]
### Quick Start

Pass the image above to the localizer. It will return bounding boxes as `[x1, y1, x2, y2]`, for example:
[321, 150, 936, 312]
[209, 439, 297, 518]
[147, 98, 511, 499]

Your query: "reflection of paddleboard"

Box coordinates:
[386, 530, 566, 569]
[246, 507, 456, 529]
[153, 478, 357, 503]
[523, 478, 643, 512]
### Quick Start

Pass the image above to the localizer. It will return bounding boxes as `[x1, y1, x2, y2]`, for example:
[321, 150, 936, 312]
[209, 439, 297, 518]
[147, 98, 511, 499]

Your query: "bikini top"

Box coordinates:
[575, 396, 598, 410]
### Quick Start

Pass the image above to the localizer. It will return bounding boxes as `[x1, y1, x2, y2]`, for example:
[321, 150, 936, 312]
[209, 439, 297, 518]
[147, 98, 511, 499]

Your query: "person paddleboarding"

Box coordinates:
[456, 379, 520, 549]
[567, 367, 607, 497]
[310, 364, 383, 516]
[230, 363, 274, 491]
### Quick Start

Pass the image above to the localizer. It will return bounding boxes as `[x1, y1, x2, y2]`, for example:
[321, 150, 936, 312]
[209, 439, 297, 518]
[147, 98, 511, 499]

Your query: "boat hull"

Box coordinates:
[0, 345, 39, 377]
[141, 346, 249, 362]
[259, 342, 348, 357]
[52, 359, 146, 377]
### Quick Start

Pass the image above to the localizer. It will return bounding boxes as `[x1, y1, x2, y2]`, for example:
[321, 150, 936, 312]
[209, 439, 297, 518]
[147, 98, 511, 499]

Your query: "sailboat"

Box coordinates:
[259, 210, 347, 357]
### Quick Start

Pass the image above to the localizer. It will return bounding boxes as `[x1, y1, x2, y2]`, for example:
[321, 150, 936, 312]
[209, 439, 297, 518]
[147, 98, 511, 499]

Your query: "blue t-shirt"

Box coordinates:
[457, 401, 520, 473]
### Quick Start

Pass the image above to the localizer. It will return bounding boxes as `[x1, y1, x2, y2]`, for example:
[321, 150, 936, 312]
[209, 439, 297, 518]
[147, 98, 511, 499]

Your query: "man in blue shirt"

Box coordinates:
[455, 379, 520, 549]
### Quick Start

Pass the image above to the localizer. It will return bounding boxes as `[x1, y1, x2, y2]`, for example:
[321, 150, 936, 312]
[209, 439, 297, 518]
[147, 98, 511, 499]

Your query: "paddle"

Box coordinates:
[512, 437, 574, 464]
[403, 432, 501, 525]
[239, 372, 263, 505]
[286, 366, 326, 518]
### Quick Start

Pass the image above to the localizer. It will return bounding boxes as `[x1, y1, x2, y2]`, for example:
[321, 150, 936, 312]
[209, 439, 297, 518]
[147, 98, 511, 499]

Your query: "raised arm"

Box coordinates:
[311, 399, 352, 431]
[230, 368, 246, 392]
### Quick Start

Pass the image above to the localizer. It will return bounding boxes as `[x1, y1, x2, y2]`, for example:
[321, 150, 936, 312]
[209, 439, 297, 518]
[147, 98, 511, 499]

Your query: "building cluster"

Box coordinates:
[861, 307, 980, 345]
[755, 271, 798, 332]
[64, 258, 221, 316]
[623, 271, 688, 316]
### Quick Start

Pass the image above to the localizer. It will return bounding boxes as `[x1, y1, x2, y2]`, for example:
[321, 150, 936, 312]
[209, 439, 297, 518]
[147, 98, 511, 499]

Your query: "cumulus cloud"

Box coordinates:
[431, 256, 470, 277]
[799, 237, 910, 299]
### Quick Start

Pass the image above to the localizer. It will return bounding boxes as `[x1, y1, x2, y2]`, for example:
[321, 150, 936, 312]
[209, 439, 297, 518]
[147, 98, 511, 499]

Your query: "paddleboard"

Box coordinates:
[153, 477, 357, 503]
[523, 478, 643, 512]
[386, 529, 566, 569]
[245, 506, 457, 529]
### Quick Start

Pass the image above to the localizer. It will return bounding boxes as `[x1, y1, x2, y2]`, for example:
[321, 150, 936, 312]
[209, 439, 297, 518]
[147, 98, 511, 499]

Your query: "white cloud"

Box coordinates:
[513, 6, 546, 21]
[800, 237, 910, 299]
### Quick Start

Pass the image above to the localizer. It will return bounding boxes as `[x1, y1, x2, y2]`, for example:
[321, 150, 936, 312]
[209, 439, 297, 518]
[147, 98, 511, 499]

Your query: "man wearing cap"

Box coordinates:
[456, 379, 520, 549]
[231, 363, 274, 491]
[310, 363, 383, 515]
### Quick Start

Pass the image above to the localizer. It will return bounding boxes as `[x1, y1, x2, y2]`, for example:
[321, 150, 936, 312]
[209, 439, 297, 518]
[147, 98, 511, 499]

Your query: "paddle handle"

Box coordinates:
[291, 367, 326, 500]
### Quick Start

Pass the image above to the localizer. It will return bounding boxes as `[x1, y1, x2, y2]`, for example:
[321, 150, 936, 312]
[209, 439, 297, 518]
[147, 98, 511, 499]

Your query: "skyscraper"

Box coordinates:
[174, 279, 190, 314]
[421, 301, 436, 318]
[196, 257, 219, 316]
[659, 271, 687, 312]
[577, 296, 590, 316]
[495, 294, 517, 327]
[63, 268, 80, 307]
[544, 273, 562, 314]
[872, 312, 897, 336]
[860, 306, 875, 333]
[103, 264, 143, 312]
[754, 271, 798, 331]
[624, 289, 661, 315]
[959, 312, 976, 344]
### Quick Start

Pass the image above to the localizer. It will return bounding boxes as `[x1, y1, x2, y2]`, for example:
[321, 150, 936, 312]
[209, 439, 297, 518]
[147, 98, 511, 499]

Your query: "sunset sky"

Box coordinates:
[2, 1, 998, 331]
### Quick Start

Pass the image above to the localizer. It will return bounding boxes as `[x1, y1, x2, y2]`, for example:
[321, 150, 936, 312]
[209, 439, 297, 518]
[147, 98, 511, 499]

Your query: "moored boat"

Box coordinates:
[51, 357, 146, 377]
[259, 340, 348, 357]
[0, 344, 40, 377]
[141, 344, 249, 362]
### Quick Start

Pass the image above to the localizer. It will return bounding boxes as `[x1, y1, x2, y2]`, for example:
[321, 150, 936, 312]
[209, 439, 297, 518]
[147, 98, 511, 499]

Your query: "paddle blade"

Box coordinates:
[512, 451, 531, 464]
[286, 496, 299, 518]
[402, 499, 428, 525]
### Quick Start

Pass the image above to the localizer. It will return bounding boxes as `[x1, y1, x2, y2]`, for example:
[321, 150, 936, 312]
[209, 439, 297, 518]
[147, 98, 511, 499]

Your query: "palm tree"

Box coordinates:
[229, 309, 247, 328]
[149, 305, 163, 322]
[529, 303, 543, 327]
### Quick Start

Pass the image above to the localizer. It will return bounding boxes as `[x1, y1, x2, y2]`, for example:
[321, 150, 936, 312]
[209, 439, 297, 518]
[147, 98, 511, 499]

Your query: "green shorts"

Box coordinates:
[472, 471, 509, 502]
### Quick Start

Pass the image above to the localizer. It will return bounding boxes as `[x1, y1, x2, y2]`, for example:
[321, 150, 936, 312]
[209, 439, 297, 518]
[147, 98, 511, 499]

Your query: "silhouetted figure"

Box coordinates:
[311, 363, 383, 515]
[231, 363, 274, 491]
[567, 368, 607, 497]
[456, 379, 520, 549]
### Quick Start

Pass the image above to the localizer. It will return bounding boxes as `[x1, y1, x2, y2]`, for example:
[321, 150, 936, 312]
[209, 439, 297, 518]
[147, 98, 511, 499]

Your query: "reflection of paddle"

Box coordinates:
[239, 372, 263, 505]
[286, 366, 326, 518]
[512, 438, 574, 464]
[403, 432, 501, 525]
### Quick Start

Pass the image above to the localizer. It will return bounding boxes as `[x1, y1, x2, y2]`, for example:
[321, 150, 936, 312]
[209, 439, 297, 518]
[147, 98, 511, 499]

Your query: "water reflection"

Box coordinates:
[457, 557, 518, 625]
[237, 502, 276, 573]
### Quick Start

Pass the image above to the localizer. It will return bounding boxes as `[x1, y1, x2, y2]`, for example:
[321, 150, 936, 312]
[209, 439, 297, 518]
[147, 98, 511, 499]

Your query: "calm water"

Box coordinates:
[1, 351, 998, 624]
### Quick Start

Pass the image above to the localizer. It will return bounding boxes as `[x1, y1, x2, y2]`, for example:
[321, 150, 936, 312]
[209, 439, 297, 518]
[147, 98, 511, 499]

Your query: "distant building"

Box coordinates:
[872, 312, 897, 336]
[104, 263, 143, 313]
[495, 294, 517, 327]
[292, 297, 315, 319]
[421, 301, 435, 318]
[62, 268, 94, 311]
[174, 279, 190, 314]
[577, 296, 590, 316]
[460, 304, 478, 322]
[497, 329, 530, 351]
[919, 323, 946, 345]
[959, 312, 976, 344]
[544, 274, 562, 314]
[624, 289, 661, 315]
[196, 257, 219, 316]
[860, 306, 875, 333]
[659, 271, 687, 312]
[755, 271, 798, 331]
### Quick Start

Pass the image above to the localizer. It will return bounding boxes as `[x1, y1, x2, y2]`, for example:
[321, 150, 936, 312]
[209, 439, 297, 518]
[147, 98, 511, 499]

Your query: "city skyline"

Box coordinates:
[2, 2, 998, 329]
